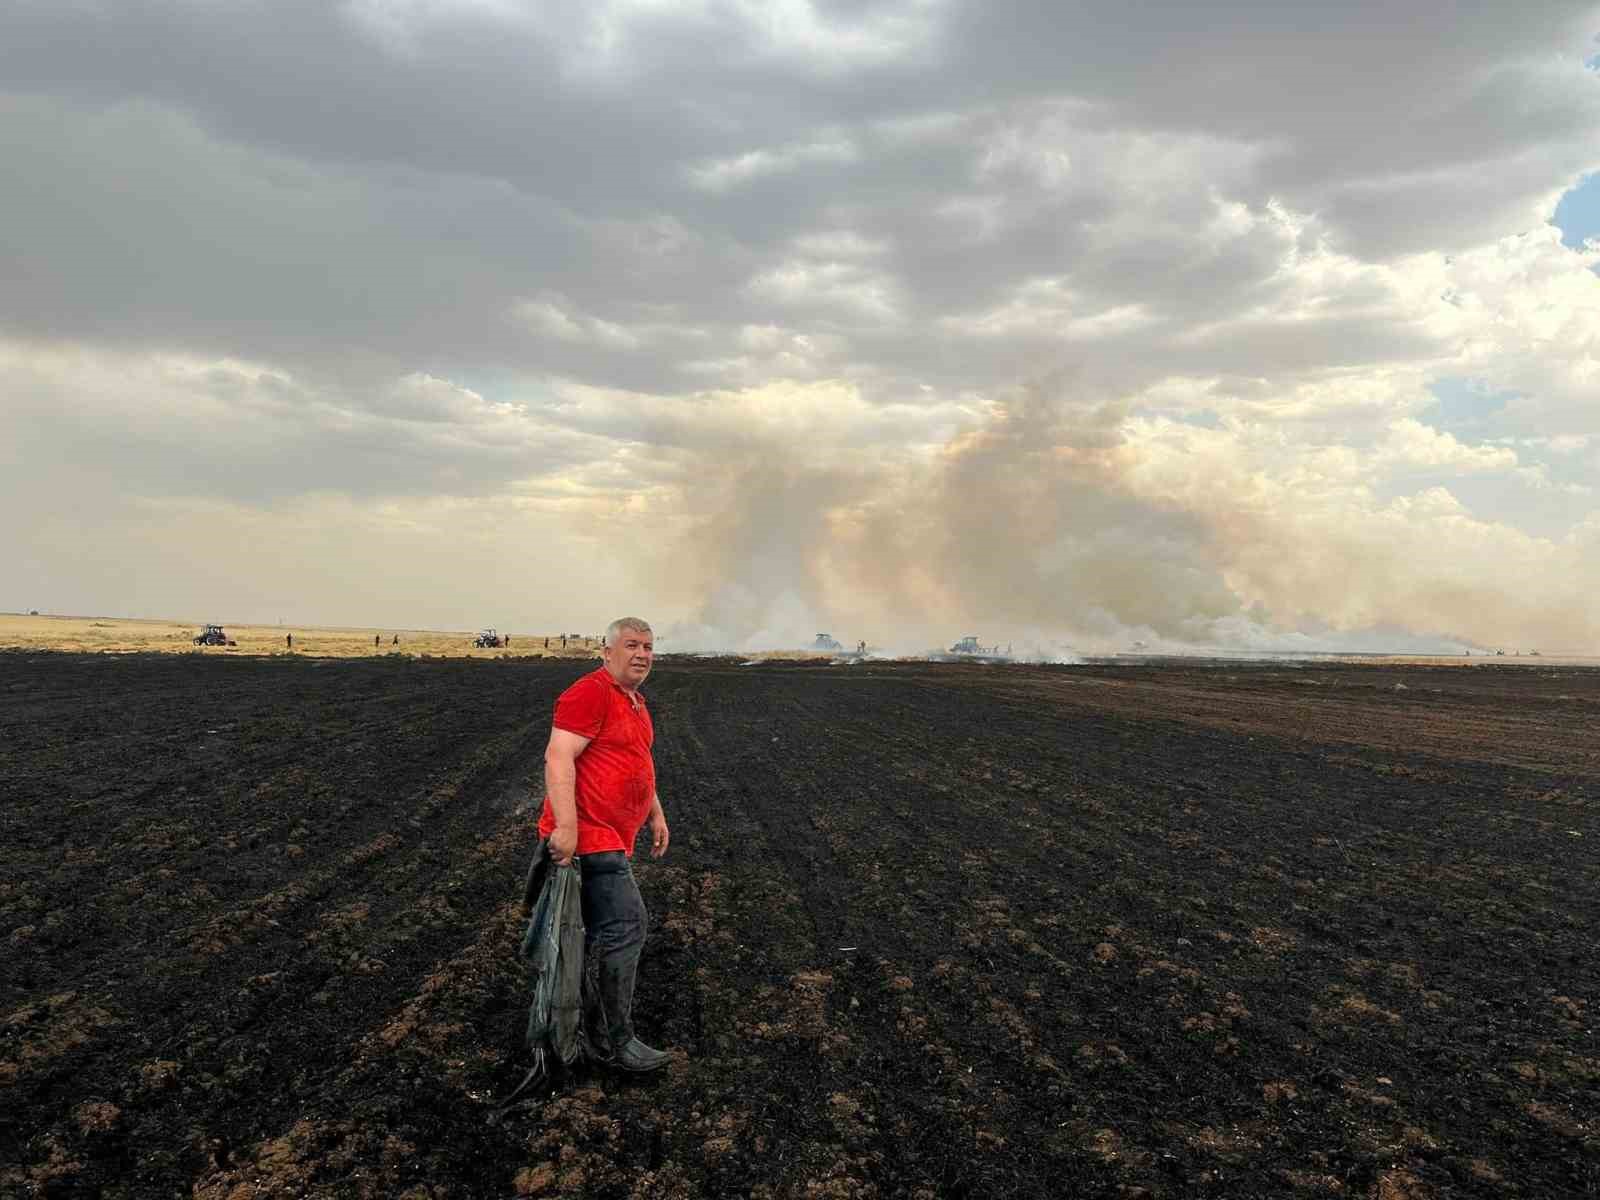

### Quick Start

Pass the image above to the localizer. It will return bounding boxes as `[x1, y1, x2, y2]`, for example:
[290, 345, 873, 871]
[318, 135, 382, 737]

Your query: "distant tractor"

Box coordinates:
[811, 633, 843, 652]
[944, 636, 1012, 661]
[194, 624, 234, 647]
[474, 629, 503, 648]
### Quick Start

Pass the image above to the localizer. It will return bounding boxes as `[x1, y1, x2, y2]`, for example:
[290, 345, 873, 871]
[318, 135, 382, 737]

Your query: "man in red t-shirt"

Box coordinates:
[539, 616, 673, 1072]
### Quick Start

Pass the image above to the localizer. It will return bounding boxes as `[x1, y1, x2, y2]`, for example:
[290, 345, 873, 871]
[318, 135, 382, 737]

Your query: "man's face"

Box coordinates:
[603, 628, 653, 689]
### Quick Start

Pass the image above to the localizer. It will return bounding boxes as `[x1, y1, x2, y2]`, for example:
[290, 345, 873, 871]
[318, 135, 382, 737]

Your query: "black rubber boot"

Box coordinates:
[599, 960, 670, 1073]
[611, 1037, 671, 1073]
[579, 972, 613, 1063]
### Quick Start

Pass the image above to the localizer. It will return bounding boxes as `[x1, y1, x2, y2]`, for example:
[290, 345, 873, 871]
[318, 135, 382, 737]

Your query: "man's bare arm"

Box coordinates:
[647, 792, 669, 858]
[543, 728, 591, 864]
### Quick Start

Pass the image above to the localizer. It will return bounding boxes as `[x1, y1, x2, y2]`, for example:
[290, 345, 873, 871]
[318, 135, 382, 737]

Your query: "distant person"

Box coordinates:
[286, 633, 292, 649]
[393, 634, 399, 645]
[561, 635, 567, 649]
[545, 637, 550, 649]
[539, 617, 673, 1073]
[375, 634, 381, 647]
[505, 635, 511, 647]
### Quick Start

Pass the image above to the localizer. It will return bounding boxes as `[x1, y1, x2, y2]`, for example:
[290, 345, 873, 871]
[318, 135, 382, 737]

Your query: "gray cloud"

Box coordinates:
[5, 3, 1594, 379]
[3, 0, 1599, 645]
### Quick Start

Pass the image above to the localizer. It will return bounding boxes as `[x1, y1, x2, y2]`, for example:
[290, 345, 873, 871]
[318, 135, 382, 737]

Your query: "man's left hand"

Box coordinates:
[648, 810, 670, 858]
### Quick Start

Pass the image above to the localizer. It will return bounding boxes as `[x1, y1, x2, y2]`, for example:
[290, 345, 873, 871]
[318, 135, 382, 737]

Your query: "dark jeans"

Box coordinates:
[578, 851, 648, 1041]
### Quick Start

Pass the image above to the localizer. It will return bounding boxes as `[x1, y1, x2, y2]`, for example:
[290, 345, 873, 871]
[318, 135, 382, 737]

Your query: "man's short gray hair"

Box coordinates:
[604, 617, 653, 648]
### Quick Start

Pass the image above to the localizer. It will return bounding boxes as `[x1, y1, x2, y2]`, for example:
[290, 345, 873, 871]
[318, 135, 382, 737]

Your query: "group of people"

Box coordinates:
[277, 631, 619, 653]
[281, 633, 401, 649]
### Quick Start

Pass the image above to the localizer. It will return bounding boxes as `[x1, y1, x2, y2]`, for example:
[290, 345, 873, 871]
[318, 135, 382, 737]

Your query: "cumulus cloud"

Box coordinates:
[686, 137, 861, 193]
[2, 0, 1599, 647]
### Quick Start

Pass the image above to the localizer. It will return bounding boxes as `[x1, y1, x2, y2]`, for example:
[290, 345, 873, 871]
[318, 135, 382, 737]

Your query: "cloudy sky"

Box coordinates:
[4, 1, 1599, 653]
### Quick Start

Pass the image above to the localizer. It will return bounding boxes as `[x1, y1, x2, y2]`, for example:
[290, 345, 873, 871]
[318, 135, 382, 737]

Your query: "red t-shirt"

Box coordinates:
[538, 667, 656, 856]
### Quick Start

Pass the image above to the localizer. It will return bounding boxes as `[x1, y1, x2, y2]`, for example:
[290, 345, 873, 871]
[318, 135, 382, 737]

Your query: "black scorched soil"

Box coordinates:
[2, 651, 1598, 1197]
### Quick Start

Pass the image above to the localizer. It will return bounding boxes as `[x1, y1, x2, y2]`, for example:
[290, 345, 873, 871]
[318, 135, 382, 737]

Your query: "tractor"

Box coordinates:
[474, 629, 503, 648]
[944, 636, 1012, 661]
[811, 633, 843, 652]
[194, 624, 233, 646]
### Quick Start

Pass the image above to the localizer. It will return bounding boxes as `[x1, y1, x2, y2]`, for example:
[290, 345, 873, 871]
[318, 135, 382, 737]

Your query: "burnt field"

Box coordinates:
[3, 652, 1599, 1199]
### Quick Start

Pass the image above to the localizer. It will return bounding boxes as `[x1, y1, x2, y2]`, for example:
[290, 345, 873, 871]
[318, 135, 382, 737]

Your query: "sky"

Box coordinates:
[3, 1, 1599, 654]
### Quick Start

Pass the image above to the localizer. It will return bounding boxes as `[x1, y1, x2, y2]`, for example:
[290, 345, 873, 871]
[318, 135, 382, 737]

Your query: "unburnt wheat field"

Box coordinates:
[3, 651, 1598, 1199]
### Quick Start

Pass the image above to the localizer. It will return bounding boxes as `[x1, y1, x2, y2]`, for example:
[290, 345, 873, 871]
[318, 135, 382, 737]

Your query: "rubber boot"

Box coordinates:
[579, 972, 613, 1063]
[599, 959, 670, 1073]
